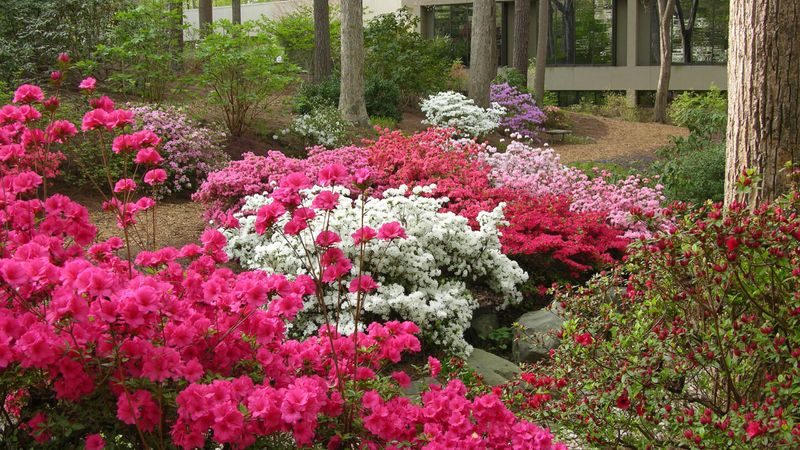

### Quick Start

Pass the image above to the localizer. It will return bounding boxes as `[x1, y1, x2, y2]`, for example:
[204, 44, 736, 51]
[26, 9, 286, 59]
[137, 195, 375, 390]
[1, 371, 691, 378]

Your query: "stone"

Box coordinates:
[466, 348, 521, 386]
[512, 308, 563, 363]
[403, 376, 440, 399]
[470, 307, 499, 339]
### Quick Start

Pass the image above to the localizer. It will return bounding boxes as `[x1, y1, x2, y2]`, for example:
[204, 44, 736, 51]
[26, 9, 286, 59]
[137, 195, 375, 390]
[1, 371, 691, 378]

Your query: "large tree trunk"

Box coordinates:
[724, 0, 800, 206]
[469, 0, 496, 108]
[313, 0, 333, 83]
[653, 0, 675, 123]
[512, 0, 530, 76]
[232, 0, 242, 24]
[534, 0, 549, 103]
[198, 0, 212, 37]
[339, 0, 369, 125]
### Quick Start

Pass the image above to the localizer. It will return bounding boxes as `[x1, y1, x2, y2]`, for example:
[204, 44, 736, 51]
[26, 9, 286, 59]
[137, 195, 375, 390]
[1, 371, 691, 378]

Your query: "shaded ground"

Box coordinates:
[549, 112, 688, 166]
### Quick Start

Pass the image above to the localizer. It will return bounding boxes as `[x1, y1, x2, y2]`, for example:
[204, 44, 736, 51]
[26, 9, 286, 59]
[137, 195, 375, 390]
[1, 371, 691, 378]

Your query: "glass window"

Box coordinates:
[548, 0, 615, 65]
[431, 3, 506, 67]
[671, 0, 728, 63]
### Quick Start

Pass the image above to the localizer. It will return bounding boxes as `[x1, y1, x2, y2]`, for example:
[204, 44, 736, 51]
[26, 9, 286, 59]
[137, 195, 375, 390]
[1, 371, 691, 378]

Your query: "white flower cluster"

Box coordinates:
[420, 91, 506, 138]
[283, 105, 349, 148]
[222, 185, 528, 355]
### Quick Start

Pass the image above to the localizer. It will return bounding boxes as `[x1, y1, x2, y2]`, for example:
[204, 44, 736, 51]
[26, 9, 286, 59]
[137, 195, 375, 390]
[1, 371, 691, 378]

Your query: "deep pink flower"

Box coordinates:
[353, 167, 371, 185]
[84, 434, 105, 450]
[315, 230, 341, 247]
[45, 120, 77, 143]
[113, 178, 137, 193]
[255, 202, 286, 234]
[143, 169, 167, 186]
[428, 356, 441, 378]
[573, 332, 594, 347]
[50, 71, 62, 82]
[79, 77, 97, 92]
[13, 85, 44, 104]
[391, 371, 412, 388]
[134, 148, 163, 165]
[348, 275, 379, 293]
[318, 163, 348, 186]
[283, 218, 308, 236]
[89, 96, 115, 112]
[377, 222, 407, 240]
[311, 190, 339, 210]
[57, 52, 70, 63]
[352, 226, 377, 244]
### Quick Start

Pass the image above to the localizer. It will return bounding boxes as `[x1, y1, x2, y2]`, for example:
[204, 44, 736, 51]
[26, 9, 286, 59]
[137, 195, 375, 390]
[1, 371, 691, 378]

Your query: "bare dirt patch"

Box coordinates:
[549, 112, 689, 165]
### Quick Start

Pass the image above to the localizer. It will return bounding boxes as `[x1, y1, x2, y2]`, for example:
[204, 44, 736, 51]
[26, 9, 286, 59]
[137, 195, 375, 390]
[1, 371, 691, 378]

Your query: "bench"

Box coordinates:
[543, 129, 573, 142]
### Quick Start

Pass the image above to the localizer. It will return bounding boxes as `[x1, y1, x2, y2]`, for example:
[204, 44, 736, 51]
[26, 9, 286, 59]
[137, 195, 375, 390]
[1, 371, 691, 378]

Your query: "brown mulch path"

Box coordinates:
[549, 112, 689, 165]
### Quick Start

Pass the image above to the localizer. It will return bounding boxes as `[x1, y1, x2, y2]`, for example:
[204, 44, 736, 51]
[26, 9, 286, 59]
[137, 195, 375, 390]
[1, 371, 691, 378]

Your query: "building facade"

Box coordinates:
[402, 0, 728, 103]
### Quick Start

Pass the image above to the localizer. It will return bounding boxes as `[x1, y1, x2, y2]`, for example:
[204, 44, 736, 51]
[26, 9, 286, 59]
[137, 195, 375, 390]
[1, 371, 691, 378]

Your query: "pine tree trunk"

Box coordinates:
[169, 0, 184, 57]
[313, 0, 333, 83]
[534, 0, 549, 103]
[724, 0, 800, 206]
[339, 0, 369, 125]
[513, 0, 530, 76]
[469, 0, 496, 108]
[199, 0, 213, 37]
[653, 0, 675, 123]
[232, 0, 241, 24]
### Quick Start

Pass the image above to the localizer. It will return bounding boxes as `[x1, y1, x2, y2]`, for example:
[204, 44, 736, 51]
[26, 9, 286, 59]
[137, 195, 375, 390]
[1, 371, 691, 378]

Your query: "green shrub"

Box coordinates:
[365, 76, 402, 122]
[260, 6, 340, 71]
[654, 136, 725, 203]
[542, 105, 571, 129]
[668, 87, 727, 137]
[91, 1, 182, 101]
[294, 75, 402, 122]
[365, 9, 456, 103]
[283, 103, 350, 148]
[194, 21, 298, 136]
[369, 116, 399, 129]
[520, 187, 800, 448]
[0, 0, 130, 85]
[599, 93, 639, 121]
[492, 67, 528, 92]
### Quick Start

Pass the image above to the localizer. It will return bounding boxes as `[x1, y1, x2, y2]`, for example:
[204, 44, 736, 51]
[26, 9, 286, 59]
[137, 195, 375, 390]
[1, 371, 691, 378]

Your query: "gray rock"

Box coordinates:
[470, 307, 499, 339]
[403, 376, 440, 399]
[466, 348, 521, 386]
[512, 308, 563, 363]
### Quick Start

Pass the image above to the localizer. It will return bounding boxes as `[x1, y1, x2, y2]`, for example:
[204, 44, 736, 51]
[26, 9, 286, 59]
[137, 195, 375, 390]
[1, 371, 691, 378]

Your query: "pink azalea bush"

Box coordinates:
[193, 145, 369, 222]
[128, 104, 229, 196]
[479, 141, 668, 239]
[0, 75, 563, 449]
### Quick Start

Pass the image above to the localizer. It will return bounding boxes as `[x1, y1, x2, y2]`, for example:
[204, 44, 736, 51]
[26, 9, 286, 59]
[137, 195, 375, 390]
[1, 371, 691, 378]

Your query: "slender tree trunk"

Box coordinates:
[534, 0, 549, 103]
[469, 0, 496, 108]
[675, 0, 699, 63]
[198, 0, 213, 37]
[313, 0, 333, 83]
[513, 0, 530, 76]
[169, 0, 184, 56]
[724, 0, 800, 206]
[653, 0, 675, 123]
[564, 0, 575, 63]
[232, 0, 242, 24]
[339, 0, 369, 125]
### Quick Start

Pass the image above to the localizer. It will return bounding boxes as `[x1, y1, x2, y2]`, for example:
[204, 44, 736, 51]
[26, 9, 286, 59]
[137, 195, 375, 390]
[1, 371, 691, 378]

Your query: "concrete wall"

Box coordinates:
[184, 0, 403, 37]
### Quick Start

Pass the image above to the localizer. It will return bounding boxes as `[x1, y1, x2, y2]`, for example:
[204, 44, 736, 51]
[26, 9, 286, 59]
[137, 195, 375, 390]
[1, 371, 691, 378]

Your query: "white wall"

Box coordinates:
[184, 0, 403, 38]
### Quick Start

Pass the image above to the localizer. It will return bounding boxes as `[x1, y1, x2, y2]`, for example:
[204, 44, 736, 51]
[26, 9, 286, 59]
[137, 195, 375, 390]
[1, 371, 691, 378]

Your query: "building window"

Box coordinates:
[670, 0, 728, 64]
[548, 0, 615, 65]
[431, 3, 507, 67]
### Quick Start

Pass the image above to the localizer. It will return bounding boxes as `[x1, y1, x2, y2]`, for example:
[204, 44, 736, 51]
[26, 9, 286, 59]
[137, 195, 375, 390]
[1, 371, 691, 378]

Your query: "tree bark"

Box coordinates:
[232, 0, 242, 24]
[534, 0, 549, 103]
[313, 0, 333, 83]
[512, 0, 530, 77]
[469, 0, 496, 108]
[339, 0, 369, 125]
[198, 0, 213, 37]
[653, 0, 675, 123]
[724, 0, 800, 206]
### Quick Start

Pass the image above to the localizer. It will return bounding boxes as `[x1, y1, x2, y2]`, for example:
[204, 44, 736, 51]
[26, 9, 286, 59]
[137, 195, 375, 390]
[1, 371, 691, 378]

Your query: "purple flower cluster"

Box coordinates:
[129, 105, 229, 196]
[490, 83, 546, 139]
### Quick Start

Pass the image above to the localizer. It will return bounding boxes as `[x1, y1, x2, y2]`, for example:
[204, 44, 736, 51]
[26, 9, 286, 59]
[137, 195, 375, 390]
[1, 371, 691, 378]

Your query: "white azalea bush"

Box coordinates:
[283, 104, 350, 148]
[420, 90, 506, 137]
[223, 183, 527, 355]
